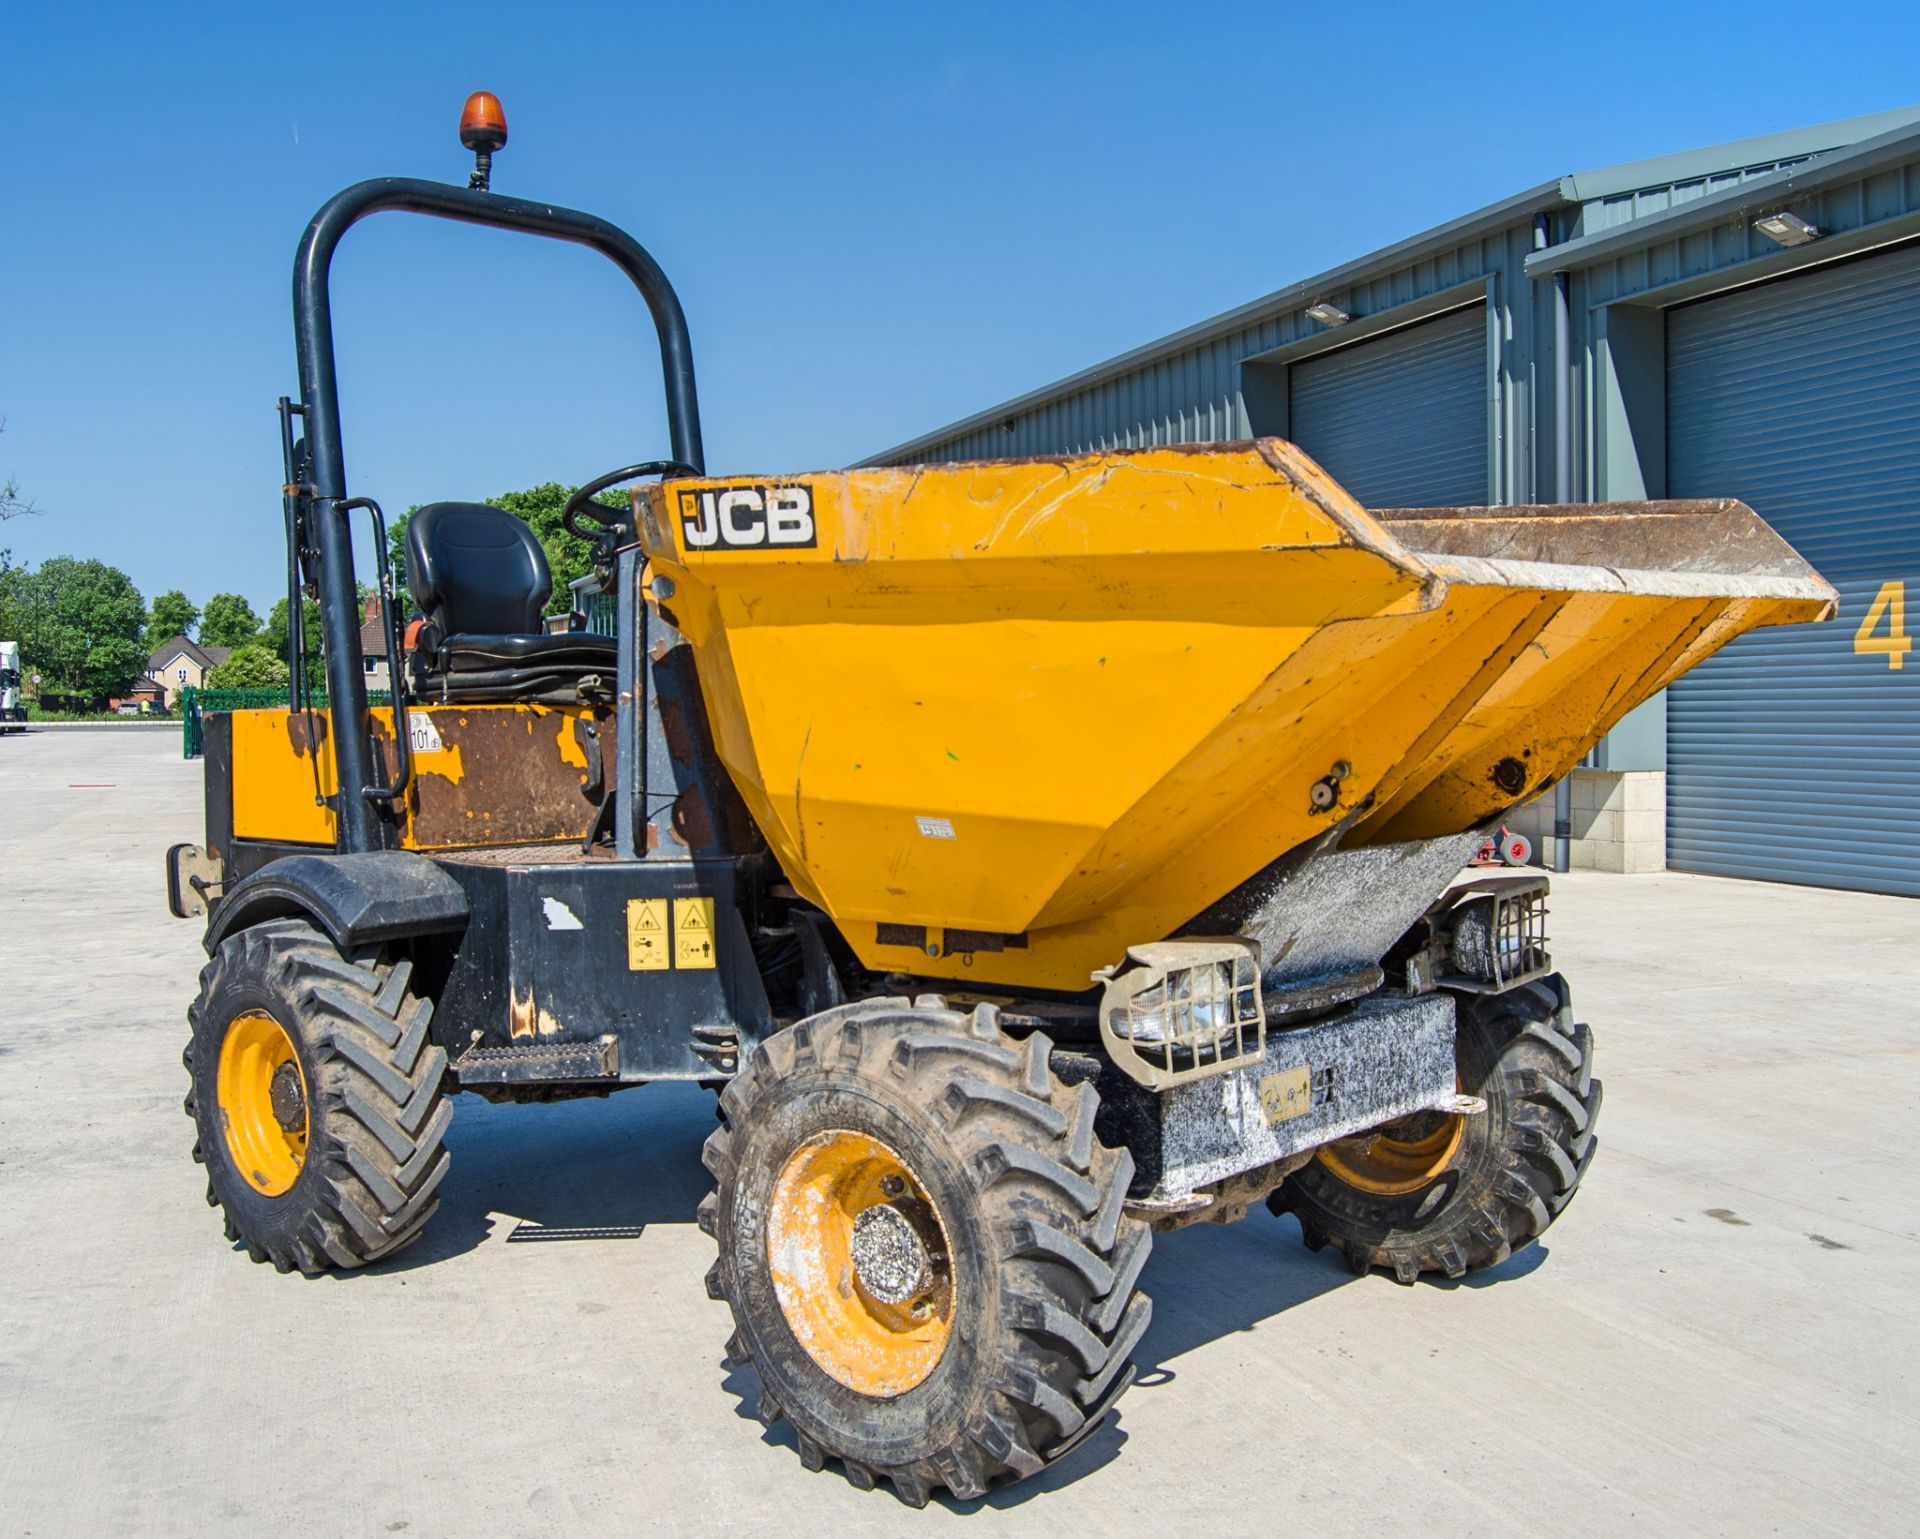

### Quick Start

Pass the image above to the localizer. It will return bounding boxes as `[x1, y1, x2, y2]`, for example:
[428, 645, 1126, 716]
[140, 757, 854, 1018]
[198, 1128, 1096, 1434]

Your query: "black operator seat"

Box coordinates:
[404, 502, 615, 704]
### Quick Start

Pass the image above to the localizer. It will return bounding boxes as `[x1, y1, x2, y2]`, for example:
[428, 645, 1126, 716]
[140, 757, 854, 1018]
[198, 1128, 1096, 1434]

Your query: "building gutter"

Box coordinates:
[1524, 119, 1920, 278]
[1531, 212, 1577, 875]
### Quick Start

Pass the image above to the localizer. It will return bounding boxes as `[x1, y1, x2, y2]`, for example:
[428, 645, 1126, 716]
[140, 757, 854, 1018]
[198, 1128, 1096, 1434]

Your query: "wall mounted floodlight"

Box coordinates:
[1753, 210, 1819, 248]
[1305, 301, 1352, 327]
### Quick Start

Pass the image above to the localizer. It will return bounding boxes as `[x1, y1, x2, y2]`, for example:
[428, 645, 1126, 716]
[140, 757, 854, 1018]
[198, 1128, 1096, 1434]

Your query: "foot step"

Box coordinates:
[456, 1035, 619, 1085]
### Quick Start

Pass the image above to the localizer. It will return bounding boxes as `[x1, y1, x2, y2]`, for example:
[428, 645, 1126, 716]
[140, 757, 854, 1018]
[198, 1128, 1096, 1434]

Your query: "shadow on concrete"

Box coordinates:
[369, 1080, 716, 1272]
[349, 1080, 1552, 1498]
[1129, 1210, 1355, 1383]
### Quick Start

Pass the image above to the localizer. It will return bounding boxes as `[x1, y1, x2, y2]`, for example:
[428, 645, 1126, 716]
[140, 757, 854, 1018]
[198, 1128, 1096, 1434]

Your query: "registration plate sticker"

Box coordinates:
[406, 711, 443, 754]
[1259, 1066, 1312, 1125]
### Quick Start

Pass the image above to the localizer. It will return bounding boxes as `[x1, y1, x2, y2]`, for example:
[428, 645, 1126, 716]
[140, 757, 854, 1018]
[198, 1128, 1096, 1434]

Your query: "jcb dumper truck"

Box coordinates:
[165, 96, 1835, 1505]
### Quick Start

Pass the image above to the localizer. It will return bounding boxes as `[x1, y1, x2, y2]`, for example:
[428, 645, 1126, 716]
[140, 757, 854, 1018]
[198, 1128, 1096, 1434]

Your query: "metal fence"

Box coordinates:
[181, 687, 391, 758]
[585, 591, 617, 636]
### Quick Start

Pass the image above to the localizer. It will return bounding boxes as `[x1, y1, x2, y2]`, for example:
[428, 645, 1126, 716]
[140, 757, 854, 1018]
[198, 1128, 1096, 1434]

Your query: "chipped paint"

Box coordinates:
[507, 986, 567, 1040]
[554, 712, 591, 772]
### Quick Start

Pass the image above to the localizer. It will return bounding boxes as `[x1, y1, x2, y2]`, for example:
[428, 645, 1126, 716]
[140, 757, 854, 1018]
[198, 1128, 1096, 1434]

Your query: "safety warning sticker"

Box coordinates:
[626, 897, 669, 971]
[674, 896, 717, 970]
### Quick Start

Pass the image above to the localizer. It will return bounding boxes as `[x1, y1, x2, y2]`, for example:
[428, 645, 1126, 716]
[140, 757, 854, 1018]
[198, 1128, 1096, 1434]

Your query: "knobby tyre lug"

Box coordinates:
[1272, 973, 1599, 1283]
[700, 998, 1153, 1506]
[183, 917, 452, 1274]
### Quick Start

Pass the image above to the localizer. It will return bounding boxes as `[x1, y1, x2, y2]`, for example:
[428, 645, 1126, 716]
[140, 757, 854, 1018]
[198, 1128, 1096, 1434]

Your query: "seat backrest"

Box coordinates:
[405, 503, 552, 637]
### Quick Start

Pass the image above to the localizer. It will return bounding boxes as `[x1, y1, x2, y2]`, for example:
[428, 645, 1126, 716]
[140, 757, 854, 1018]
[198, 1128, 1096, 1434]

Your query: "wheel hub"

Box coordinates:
[849, 1200, 938, 1306]
[765, 1130, 955, 1398]
[269, 1060, 306, 1132]
[215, 1011, 310, 1198]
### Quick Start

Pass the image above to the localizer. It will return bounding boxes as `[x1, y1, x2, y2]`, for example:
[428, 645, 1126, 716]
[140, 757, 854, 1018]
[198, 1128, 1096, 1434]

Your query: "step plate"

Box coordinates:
[456, 1034, 619, 1085]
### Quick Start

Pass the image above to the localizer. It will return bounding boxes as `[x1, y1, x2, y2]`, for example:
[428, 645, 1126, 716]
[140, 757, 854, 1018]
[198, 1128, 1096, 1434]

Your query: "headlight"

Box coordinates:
[1098, 939, 1265, 1088]
[1444, 882, 1550, 989]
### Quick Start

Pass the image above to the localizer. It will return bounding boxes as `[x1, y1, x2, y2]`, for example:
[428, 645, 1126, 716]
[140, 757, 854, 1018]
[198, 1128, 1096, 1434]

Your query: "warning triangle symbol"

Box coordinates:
[679, 903, 709, 932]
[631, 899, 665, 930]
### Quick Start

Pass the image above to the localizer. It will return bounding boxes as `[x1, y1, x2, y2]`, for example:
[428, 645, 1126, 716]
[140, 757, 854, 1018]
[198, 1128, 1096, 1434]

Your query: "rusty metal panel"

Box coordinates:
[374, 703, 613, 851]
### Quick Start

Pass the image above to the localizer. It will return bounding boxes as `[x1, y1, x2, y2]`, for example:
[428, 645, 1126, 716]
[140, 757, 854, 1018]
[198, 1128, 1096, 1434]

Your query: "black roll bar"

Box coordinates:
[292, 176, 705, 853]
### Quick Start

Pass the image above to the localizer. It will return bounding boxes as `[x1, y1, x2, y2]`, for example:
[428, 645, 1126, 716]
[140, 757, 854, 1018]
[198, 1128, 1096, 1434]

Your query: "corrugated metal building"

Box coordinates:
[864, 109, 1920, 898]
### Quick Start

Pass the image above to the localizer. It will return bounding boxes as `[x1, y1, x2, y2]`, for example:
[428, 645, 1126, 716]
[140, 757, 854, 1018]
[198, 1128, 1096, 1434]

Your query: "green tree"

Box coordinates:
[201, 591, 262, 648]
[0, 549, 20, 642]
[146, 589, 199, 647]
[19, 556, 147, 702]
[264, 595, 326, 693]
[388, 482, 619, 620]
[206, 644, 291, 689]
[1, 418, 36, 524]
[0, 416, 37, 641]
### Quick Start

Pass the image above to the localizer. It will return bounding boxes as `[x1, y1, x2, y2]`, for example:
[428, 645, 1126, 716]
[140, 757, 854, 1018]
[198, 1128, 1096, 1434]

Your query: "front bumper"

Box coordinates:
[1138, 989, 1458, 1206]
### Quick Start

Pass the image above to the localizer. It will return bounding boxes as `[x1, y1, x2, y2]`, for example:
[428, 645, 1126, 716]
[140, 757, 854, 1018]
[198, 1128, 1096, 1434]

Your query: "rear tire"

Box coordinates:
[184, 918, 453, 1274]
[1272, 974, 1599, 1283]
[700, 999, 1152, 1506]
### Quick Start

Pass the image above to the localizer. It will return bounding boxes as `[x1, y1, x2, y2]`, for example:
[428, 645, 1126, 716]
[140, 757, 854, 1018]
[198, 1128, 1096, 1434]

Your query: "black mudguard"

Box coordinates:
[203, 850, 470, 956]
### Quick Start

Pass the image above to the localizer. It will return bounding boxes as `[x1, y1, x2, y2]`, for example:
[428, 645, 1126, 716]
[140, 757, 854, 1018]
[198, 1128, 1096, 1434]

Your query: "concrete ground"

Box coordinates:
[1, 730, 1915, 1538]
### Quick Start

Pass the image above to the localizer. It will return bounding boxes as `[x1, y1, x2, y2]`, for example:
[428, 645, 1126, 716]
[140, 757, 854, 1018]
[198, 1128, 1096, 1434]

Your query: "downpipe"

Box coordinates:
[1536, 213, 1575, 875]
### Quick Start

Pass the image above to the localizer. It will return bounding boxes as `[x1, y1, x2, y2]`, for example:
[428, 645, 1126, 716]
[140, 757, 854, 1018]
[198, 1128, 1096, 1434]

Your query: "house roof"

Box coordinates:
[861, 104, 1920, 466]
[148, 636, 230, 671]
[360, 595, 392, 659]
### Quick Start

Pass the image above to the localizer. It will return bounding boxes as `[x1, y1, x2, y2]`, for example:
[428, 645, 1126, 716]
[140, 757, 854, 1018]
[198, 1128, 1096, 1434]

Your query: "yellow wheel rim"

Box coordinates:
[766, 1130, 954, 1398]
[1316, 1110, 1464, 1197]
[216, 1011, 309, 1197]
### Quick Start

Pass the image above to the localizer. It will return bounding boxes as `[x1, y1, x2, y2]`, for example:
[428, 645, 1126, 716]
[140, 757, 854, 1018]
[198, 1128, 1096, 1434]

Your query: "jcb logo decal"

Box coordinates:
[679, 485, 817, 550]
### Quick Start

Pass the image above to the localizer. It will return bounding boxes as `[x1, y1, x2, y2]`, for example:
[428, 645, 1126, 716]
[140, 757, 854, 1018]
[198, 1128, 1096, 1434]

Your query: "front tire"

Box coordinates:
[700, 1000, 1152, 1506]
[184, 918, 453, 1274]
[1273, 974, 1600, 1283]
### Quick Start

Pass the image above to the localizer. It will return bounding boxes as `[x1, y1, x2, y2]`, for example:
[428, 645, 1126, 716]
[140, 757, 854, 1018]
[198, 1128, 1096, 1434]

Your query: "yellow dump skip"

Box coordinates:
[637, 440, 1833, 990]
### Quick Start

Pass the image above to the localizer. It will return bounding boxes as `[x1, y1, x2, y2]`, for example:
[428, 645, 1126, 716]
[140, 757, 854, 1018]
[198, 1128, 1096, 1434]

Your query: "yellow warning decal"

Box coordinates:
[626, 898, 669, 971]
[674, 896, 717, 970]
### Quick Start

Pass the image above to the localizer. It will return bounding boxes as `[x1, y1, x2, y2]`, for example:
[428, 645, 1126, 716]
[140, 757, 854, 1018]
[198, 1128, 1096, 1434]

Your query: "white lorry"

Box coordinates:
[0, 642, 24, 731]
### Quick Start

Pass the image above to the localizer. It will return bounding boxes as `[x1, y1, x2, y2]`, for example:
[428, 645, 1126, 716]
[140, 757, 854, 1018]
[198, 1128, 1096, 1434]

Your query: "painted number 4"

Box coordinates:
[1854, 581, 1912, 671]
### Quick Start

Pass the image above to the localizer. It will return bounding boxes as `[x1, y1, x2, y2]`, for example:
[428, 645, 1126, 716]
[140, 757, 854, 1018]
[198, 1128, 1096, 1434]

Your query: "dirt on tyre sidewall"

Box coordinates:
[701, 1000, 1153, 1506]
[184, 918, 453, 1275]
[1274, 973, 1601, 1283]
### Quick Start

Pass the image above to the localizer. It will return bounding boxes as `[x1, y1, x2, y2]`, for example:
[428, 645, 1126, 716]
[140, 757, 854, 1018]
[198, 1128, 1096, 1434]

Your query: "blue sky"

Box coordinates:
[6, 0, 1919, 613]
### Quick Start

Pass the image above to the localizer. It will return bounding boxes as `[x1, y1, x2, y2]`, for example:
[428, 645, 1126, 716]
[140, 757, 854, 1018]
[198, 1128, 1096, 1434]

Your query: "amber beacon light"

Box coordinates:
[459, 91, 508, 191]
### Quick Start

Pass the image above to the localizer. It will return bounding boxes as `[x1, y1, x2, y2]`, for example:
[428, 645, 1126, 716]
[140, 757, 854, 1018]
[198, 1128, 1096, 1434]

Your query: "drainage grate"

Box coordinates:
[505, 1223, 646, 1243]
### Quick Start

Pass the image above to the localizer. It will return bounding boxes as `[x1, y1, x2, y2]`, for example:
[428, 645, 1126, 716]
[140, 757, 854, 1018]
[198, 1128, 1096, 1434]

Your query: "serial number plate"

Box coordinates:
[1259, 1066, 1312, 1126]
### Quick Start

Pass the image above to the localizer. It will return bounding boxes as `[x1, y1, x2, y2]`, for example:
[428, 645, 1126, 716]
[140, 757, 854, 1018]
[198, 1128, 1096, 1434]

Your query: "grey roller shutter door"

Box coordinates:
[1665, 241, 1920, 896]
[1288, 302, 1489, 508]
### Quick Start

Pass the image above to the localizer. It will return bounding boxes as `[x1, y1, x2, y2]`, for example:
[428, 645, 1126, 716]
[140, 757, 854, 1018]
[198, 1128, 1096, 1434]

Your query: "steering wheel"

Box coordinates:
[561, 460, 699, 541]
